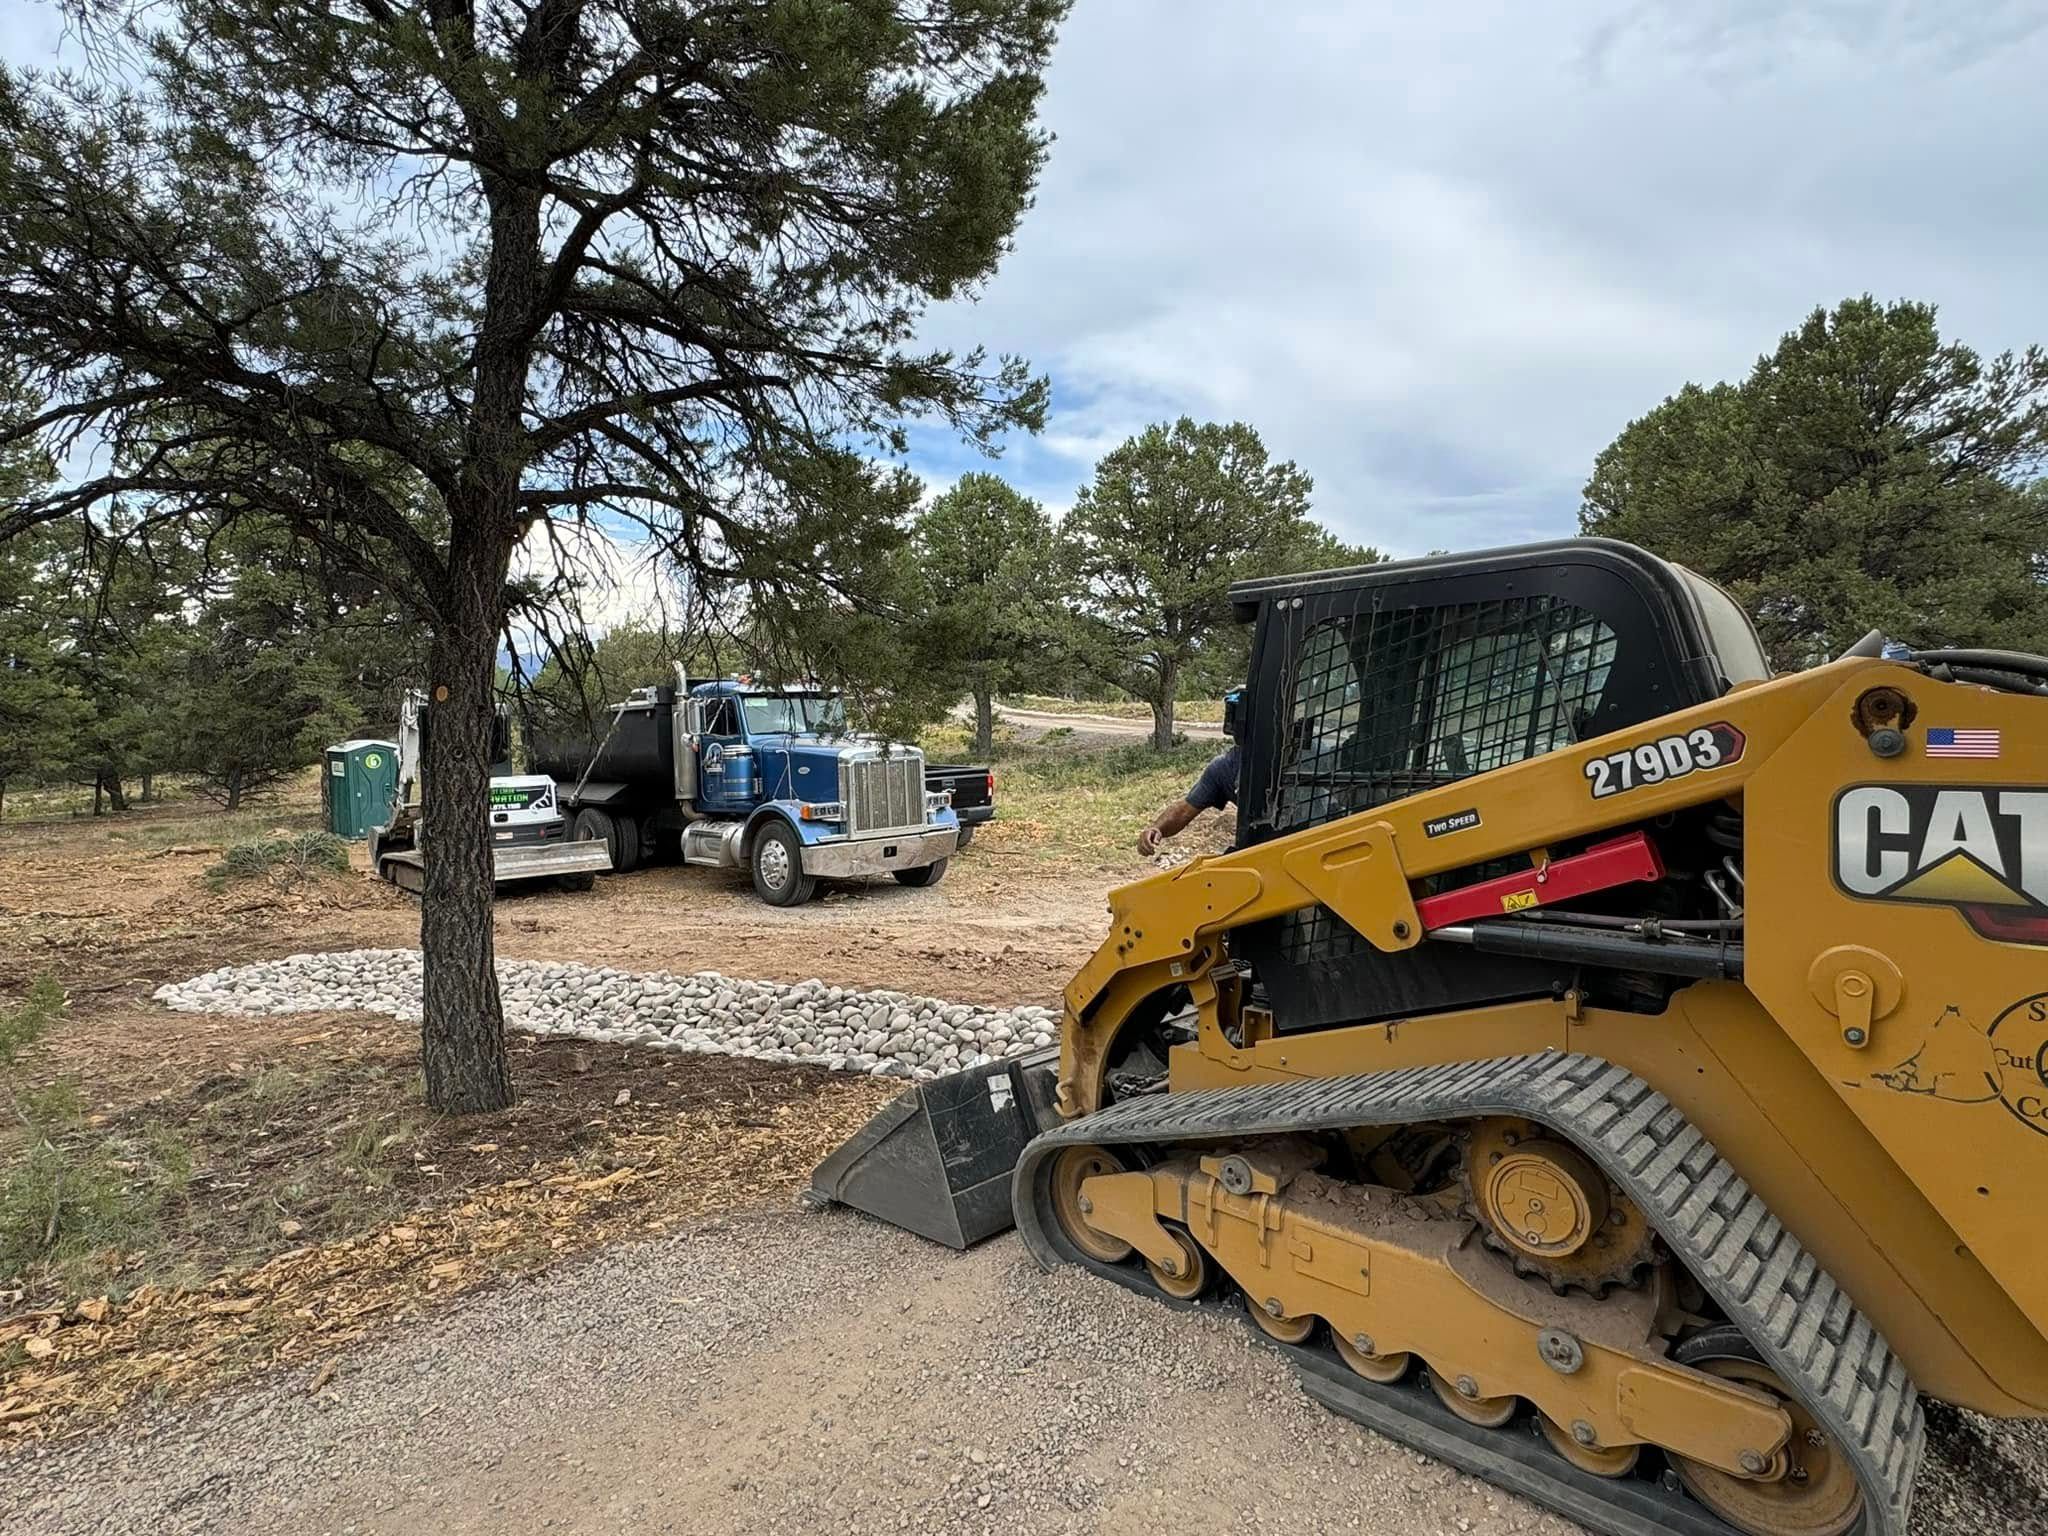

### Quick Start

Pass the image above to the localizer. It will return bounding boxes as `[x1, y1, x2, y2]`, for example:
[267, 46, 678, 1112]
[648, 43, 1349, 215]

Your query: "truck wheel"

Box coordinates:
[893, 858, 948, 889]
[750, 821, 816, 906]
[615, 814, 642, 873]
[573, 808, 625, 871]
[558, 873, 597, 893]
[955, 825, 976, 849]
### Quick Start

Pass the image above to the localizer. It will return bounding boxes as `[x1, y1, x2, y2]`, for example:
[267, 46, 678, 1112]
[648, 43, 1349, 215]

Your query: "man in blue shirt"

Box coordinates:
[1137, 745, 1240, 855]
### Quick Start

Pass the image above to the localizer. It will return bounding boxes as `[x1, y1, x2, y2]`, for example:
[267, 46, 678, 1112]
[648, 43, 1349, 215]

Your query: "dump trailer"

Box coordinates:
[369, 691, 612, 893]
[813, 536, 2048, 1536]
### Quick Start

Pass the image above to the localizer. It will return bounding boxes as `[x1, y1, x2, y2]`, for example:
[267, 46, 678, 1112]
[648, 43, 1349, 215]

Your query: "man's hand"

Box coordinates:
[1140, 799, 1199, 856]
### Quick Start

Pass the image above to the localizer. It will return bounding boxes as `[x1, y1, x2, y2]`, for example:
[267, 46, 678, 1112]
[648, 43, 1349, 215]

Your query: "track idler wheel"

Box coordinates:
[1670, 1327, 1862, 1536]
[1427, 1369, 1517, 1428]
[1047, 1145, 1133, 1264]
[1146, 1224, 1211, 1300]
[1333, 1331, 1413, 1385]
[1537, 1414, 1641, 1478]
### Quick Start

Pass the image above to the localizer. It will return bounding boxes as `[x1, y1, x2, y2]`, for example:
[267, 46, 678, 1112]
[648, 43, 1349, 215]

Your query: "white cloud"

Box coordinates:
[513, 519, 674, 638]
[916, 0, 2048, 555]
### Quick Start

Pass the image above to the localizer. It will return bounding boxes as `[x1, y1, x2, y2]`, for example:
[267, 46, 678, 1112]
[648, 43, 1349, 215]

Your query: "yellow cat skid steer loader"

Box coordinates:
[812, 538, 2048, 1536]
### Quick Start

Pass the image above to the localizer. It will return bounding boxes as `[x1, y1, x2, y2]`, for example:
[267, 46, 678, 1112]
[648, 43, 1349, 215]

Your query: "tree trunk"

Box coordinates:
[103, 773, 128, 813]
[223, 769, 242, 813]
[417, 173, 542, 1115]
[1150, 659, 1178, 750]
[417, 523, 519, 1115]
[139, 772, 154, 803]
[973, 687, 994, 758]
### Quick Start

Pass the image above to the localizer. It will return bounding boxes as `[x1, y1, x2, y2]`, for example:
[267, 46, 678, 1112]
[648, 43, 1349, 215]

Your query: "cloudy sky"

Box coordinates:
[907, 0, 2048, 553]
[6, 0, 2045, 563]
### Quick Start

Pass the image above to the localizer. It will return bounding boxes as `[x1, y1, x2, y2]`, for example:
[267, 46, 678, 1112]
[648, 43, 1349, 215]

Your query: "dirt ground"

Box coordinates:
[6, 1208, 2037, 1536]
[0, 756, 1227, 1440]
[4, 1209, 1592, 1536]
[0, 791, 1141, 1112]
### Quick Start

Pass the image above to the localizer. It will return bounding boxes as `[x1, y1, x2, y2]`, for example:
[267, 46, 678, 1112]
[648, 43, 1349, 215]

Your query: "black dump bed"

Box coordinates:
[926, 763, 995, 825]
[529, 687, 676, 791]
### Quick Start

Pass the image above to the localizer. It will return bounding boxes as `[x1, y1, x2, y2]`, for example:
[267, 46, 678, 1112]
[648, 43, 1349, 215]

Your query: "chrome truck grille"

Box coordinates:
[842, 748, 926, 835]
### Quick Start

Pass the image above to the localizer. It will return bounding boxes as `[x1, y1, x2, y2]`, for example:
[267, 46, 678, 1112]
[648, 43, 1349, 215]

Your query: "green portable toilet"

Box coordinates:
[323, 739, 399, 840]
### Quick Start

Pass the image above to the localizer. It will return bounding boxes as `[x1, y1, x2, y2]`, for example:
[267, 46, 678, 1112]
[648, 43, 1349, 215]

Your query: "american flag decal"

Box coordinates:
[1925, 727, 2001, 759]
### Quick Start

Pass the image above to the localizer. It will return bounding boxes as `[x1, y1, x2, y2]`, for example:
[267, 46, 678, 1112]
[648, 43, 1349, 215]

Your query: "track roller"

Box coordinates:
[1146, 1224, 1211, 1300]
[1046, 1145, 1132, 1263]
[1247, 1296, 1317, 1345]
[1669, 1327, 1862, 1536]
[1332, 1331, 1412, 1384]
[1537, 1413, 1642, 1478]
[1427, 1369, 1518, 1428]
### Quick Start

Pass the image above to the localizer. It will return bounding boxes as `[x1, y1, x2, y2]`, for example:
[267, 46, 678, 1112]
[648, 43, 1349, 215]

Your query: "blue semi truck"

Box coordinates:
[531, 667, 963, 906]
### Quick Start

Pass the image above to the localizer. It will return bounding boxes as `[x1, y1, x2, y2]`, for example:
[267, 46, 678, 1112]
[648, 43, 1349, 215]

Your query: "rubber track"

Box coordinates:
[1013, 1052, 1923, 1536]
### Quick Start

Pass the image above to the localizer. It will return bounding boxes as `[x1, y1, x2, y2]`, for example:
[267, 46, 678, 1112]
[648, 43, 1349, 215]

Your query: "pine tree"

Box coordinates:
[910, 474, 1069, 755]
[0, 0, 1062, 1110]
[1063, 419, 1374, 747]
[1582, 297, 2048, 669]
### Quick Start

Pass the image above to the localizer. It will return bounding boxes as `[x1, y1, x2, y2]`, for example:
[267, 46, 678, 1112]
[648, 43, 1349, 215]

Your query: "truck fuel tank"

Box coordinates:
[698, 742, 756, 810]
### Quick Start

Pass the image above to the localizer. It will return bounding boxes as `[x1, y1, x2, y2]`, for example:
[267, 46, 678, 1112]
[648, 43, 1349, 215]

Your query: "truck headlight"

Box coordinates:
[799, 801, 845, 822]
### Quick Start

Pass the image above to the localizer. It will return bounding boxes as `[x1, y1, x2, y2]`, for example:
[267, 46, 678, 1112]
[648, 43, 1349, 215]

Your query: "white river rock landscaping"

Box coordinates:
[153, 949, 1057, 1080]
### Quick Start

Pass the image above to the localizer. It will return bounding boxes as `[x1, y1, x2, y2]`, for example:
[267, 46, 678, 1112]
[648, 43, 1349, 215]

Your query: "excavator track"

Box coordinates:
[1014, 1052, 1923, 1536]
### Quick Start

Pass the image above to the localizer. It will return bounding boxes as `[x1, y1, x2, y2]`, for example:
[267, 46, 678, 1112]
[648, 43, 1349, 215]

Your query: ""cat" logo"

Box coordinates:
[1834, 785, 2048, 944]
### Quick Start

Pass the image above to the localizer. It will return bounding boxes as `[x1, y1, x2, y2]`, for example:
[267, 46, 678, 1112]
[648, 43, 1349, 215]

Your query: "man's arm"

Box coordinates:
[1138, 799, 1201, 855]
[1137, 747, 1239, 855]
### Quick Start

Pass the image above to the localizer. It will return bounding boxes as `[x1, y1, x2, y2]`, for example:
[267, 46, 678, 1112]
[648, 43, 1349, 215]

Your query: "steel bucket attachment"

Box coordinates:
[807, 1046, 1060, 1249]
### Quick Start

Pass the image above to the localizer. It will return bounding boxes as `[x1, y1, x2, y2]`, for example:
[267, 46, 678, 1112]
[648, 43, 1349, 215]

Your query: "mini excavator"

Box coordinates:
[815, 537, 2048, 1536]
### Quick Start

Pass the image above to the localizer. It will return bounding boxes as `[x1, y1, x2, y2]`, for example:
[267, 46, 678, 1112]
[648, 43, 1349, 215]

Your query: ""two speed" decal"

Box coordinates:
[1584, 722, 1746, 799]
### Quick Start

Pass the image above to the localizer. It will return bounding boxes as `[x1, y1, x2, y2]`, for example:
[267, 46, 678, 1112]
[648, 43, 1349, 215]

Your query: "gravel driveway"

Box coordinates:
[5, 1208, 2040, 1536]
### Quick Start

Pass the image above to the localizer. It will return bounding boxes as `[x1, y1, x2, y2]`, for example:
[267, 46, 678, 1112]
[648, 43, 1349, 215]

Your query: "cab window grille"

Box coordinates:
[1267, 595, 1617, 965]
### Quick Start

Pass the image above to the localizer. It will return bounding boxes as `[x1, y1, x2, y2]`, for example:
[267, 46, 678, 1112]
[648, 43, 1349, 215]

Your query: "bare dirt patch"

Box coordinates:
[1, 1034, 895, 1441]
[0, 736, 1215, 1442]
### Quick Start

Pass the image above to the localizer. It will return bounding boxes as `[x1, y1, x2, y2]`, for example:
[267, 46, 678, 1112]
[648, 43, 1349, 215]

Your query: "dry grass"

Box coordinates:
[0, 769, 330, 858]
[0, 1040, 897, 1442]
[919, 724, 1229, 871]
[206, 831, 352, 889]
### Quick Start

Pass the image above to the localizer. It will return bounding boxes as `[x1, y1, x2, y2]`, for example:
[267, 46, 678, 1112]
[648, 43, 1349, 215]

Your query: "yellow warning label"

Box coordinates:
[1500, 890, 1539, 913]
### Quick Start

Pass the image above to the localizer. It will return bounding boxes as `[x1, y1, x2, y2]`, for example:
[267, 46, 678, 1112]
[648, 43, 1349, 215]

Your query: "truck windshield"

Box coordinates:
[740, 694, 847, 735]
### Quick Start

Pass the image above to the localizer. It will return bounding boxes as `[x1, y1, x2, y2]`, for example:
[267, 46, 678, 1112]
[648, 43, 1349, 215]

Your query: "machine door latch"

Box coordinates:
[1834, 970, 1875, 1048]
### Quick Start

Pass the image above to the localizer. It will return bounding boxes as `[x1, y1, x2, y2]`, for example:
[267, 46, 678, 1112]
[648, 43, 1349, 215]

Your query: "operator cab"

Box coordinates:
[1226, 537, 1768, 1035]
[680, 678, 852, 814]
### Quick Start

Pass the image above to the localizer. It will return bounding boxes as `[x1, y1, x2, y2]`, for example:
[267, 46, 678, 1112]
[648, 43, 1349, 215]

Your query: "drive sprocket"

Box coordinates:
[1461, 1117, 1659, 1293]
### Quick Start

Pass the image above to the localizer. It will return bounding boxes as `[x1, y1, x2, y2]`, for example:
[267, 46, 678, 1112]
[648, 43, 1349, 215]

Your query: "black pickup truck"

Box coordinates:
[924, 764, 995, 846]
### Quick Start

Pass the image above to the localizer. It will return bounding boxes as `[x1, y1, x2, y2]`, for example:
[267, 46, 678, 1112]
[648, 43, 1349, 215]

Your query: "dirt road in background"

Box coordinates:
[993, 704, 1228, 740]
